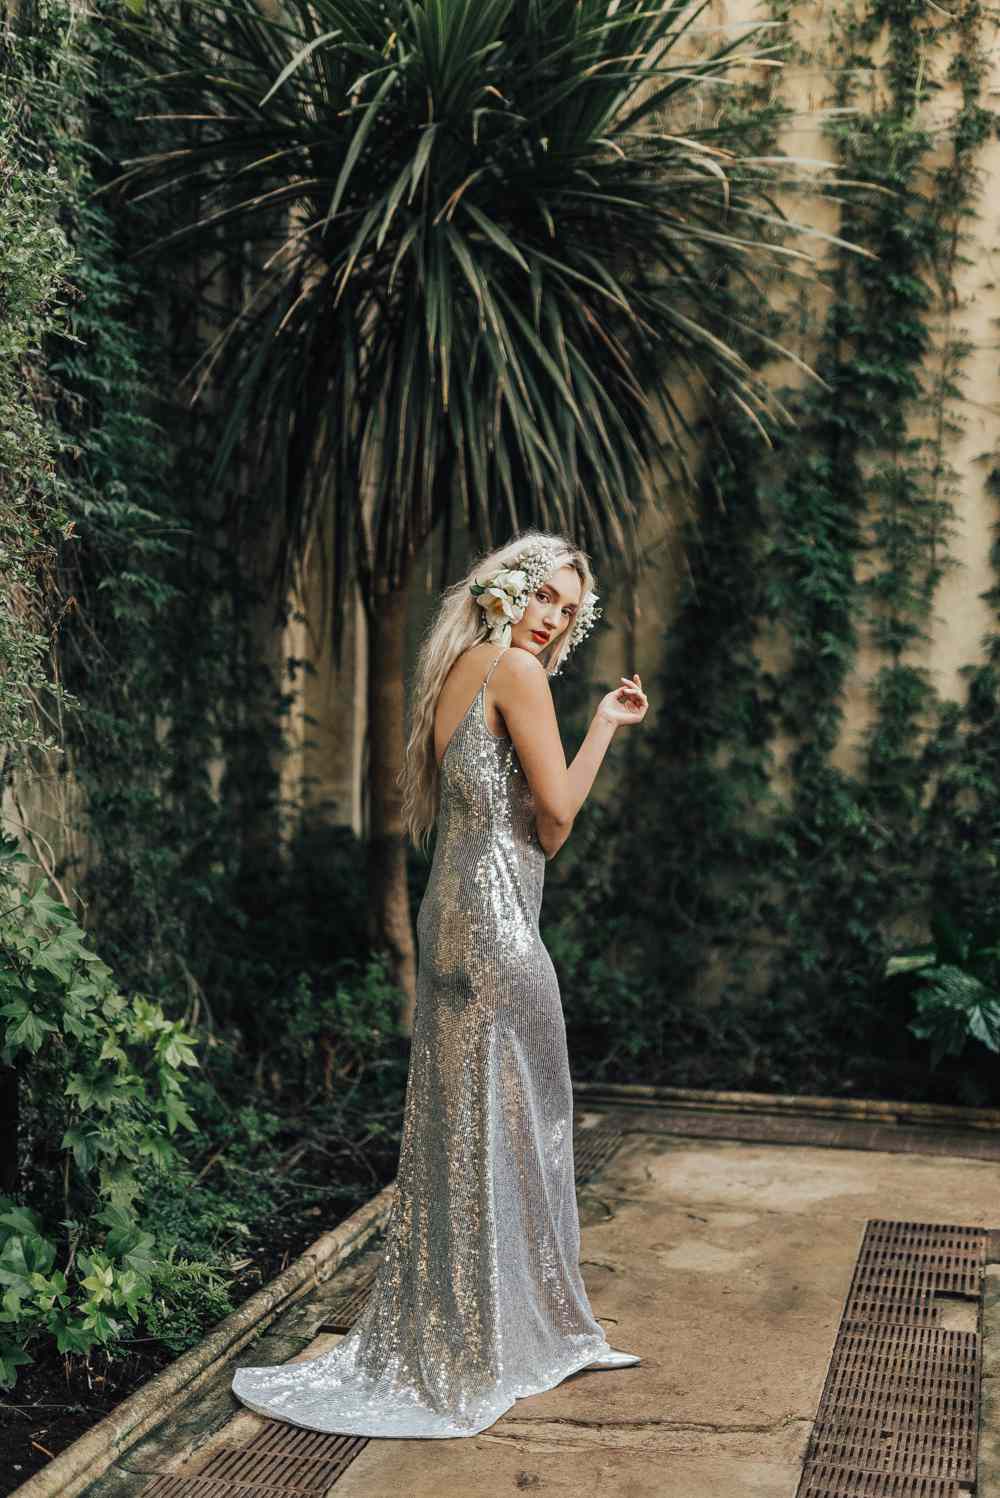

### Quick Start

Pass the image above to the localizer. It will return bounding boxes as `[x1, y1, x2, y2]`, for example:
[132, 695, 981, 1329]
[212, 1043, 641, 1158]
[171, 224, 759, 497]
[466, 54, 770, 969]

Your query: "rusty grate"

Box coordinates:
[632, 1106, 1000, 1162]
[827, 1328, 979, 1414]
[796, 1218, 986, 1497]
[140, 1422, 369, 1496]
[855, 1220, 986, 1298]
[572, 1116, 627, 1183]
[315, 1270, 379, 1334]
[800, 1464, 965, 1496]
[841, 1292, 940, 1330]
[805, 1410, 974, 1483]
[840, 1220, 985, 1334]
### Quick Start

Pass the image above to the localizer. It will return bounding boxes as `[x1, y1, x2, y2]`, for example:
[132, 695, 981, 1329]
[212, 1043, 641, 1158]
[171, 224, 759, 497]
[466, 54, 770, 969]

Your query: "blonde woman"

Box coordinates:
[232, 530, 649, 1438]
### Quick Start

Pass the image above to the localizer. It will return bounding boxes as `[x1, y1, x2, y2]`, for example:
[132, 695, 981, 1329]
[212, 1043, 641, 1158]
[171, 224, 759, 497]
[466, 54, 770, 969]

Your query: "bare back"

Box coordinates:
[434, 643, 508, 769]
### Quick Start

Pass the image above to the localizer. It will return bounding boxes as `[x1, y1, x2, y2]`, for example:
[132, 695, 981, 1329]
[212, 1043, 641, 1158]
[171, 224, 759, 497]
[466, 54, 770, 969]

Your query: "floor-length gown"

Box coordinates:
[231, 643, 615, 1438]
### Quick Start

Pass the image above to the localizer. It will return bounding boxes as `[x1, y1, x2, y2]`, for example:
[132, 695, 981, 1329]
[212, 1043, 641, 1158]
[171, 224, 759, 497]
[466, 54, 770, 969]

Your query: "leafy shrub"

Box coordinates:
[272, 955, 408, 1100]
[140, 1254, 235, 1356]
[0, 833, 205, 1387]
[883, 909, 1000, 1067]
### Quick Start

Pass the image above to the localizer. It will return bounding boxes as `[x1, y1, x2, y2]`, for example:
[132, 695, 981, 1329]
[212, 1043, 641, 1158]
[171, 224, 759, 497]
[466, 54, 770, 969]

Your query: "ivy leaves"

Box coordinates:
[0, 1203, 161, 1384]
[0, 830, 201, 1384]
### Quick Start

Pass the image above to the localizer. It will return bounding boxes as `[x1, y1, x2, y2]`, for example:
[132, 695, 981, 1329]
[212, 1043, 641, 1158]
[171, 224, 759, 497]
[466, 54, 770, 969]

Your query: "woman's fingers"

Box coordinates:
[615, 674, 648, 714]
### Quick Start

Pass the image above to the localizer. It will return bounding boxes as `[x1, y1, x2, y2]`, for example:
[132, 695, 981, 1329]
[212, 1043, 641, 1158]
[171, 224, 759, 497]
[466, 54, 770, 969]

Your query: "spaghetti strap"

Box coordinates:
[481, 643, 507, 690]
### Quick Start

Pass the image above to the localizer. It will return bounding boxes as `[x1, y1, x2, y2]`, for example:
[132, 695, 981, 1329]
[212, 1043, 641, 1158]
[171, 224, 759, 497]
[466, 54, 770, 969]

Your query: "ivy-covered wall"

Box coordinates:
[547, 0, 1000, 1105]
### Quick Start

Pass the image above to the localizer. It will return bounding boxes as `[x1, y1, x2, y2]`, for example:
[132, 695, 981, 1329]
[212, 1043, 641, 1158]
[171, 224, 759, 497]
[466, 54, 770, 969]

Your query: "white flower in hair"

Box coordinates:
[470, 565, 532, 645]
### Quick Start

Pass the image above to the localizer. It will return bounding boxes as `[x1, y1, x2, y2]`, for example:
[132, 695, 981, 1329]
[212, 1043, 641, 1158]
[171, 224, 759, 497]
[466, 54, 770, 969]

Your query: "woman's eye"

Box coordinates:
[537, 590, 571, 617]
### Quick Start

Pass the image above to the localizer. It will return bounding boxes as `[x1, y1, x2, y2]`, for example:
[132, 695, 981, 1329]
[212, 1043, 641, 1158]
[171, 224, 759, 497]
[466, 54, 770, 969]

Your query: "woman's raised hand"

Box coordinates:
[596, 672, 648, 727]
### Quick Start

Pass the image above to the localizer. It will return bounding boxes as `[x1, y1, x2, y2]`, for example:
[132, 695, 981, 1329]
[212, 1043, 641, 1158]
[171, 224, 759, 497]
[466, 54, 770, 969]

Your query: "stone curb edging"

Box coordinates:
[572, 1080, 1000, 1130]
[9, 1182, 396, 1498]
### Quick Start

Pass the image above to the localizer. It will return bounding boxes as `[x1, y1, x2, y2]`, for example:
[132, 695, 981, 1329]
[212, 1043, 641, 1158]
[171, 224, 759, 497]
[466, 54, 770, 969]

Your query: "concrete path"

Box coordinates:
[82, 1107, 1000, 1498]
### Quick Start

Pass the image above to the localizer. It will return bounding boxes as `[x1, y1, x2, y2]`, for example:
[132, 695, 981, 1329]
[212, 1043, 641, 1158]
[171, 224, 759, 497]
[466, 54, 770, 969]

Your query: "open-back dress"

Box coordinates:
[231, 643, 614, 1438]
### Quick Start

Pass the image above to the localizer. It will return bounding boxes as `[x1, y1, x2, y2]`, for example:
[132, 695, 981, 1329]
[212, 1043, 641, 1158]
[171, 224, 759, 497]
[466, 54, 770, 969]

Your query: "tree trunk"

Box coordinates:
[365, 573, 418, 1036]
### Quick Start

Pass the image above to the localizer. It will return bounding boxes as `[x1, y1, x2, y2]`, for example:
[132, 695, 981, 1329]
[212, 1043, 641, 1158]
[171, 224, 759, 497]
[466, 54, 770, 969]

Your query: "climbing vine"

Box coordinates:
[557, 0, 1000, 1105]
[0, 29, 78, 763]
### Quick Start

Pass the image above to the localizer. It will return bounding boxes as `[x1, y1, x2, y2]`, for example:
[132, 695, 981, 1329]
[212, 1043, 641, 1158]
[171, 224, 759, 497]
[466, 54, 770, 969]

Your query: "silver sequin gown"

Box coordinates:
[231, 643, 614, 1437]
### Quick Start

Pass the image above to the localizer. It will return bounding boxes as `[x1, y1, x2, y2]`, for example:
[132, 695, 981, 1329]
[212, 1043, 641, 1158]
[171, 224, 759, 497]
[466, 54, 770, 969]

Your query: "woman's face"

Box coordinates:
[512, 564, 583, 655]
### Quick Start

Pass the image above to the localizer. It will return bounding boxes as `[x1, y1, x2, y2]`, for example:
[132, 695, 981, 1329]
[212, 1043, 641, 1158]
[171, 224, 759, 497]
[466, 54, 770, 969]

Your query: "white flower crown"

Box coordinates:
[469, 542, 601, 674]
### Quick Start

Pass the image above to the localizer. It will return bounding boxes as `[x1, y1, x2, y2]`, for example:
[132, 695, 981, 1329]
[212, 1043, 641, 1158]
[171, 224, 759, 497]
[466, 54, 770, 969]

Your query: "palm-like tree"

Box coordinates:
[114, 0, 850, 1030]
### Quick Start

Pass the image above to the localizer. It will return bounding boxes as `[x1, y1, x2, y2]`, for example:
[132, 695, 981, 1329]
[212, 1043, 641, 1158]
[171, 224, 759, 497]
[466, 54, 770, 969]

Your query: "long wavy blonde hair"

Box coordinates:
[399, 529, 598, 855]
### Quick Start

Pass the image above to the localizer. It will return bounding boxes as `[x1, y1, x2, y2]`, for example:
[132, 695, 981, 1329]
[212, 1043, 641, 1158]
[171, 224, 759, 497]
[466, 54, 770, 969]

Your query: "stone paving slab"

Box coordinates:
[78, 1118, 1000, 1498]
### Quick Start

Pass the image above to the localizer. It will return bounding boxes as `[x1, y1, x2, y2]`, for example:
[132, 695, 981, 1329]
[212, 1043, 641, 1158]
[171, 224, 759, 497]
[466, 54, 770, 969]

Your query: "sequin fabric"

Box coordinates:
[231, 643, 614, 1438]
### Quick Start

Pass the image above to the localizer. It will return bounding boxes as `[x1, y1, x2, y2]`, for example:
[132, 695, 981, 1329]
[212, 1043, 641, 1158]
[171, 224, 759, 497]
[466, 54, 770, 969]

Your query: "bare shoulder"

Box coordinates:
[492, 647, 550, 717]
[502, 645, 545, 676]
[496, 646, 547, 683]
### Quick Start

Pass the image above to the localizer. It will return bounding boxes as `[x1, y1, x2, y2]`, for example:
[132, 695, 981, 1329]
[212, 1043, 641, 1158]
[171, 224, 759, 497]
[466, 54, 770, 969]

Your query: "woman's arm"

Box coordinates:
[493, 651, 640, 860]
[538, 711, 618, 859]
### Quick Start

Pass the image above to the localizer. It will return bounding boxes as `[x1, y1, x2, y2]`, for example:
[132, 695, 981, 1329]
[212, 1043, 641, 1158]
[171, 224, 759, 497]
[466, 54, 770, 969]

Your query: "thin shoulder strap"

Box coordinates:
[481, 643, 507, 690]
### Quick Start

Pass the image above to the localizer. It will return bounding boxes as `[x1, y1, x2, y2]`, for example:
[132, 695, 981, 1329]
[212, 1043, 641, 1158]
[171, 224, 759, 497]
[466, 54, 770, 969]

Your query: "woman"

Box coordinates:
[232, 530, 649, 1438]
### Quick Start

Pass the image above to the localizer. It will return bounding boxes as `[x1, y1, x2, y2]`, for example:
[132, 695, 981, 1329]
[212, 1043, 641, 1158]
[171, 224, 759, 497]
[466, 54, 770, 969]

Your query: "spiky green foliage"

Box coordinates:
[113, 0, 853, 629]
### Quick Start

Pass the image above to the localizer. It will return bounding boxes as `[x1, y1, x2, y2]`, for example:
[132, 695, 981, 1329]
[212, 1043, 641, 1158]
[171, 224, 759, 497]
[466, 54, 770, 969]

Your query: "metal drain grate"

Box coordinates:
[631, 1106, 1000, 1162]
[140, 1423, 369, 1496]
[572, 1116, 628, 1183]
[855, 1220, 986, 1298]
[796, 1218, 986, 1497]
[800, 1464, 966, 1496]
[315, 1270, 379, 1334]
